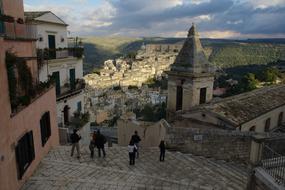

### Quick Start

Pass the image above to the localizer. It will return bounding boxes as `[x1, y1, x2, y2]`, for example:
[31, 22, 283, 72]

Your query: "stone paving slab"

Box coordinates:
[21, 145, 249, 190]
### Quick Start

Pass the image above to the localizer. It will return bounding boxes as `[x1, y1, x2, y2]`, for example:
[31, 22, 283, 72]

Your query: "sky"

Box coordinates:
[24, 0, 285, 39]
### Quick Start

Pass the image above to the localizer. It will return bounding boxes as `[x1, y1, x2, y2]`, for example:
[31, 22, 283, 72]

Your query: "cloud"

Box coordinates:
[24, 0, 285, 38]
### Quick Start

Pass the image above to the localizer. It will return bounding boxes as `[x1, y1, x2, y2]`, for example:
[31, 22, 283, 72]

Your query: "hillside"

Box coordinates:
[81, 37, 285, 74]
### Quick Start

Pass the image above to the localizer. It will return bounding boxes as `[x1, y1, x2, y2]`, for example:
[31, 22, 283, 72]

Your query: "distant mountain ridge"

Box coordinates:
[82, 37, 285, 74]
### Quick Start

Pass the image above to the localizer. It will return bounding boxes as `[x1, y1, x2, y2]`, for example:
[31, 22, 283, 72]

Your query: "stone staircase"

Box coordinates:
[21, 145, 250, 190]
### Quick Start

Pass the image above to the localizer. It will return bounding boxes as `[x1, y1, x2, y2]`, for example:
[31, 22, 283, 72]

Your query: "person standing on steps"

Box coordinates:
[70, 129, 81, 159]
[128, 139, 137, 165]
[89, 131, 96, 158]
[131, 131, 141, 158]
[159, 140, 166, 162]
[95, 130, 106, 157]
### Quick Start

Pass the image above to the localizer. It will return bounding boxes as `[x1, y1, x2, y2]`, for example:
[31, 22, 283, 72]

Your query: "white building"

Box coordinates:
[25, 11, 85, 127]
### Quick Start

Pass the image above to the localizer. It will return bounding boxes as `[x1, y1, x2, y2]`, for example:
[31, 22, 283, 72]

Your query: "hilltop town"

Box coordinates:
[1, 1, 285, 190]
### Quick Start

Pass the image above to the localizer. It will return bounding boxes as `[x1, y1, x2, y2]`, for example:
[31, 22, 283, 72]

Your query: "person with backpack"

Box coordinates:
[159, 140, 166, 162]
[131, 131, 141, 158]
[95, 130, 106, 157]
[89, 131, 96, 158]
[70, 129, 81, 159]
[128, 139, 137, 165]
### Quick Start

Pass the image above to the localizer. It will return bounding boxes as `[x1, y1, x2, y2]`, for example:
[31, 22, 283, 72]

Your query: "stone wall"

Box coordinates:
[165, 127, 252, 163]
[117, 119, 166, 147]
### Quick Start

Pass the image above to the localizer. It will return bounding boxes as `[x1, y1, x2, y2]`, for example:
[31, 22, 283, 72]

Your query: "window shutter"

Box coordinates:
[46, 112, 51, 138]
[15, 143, 24, 179]
[28, 131, 35, 161]
[40, 115, 46, 146]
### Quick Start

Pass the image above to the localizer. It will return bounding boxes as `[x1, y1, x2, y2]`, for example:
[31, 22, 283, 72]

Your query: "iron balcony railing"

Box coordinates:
[37, 47, 84, 60]
[56, 79, 85, 101]
[261, 145, 285, 185]
[0, 19, 37, 40]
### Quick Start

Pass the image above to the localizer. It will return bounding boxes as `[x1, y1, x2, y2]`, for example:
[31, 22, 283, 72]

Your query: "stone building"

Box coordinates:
[25, 11, 85, 127]
[0, 1, 59, 189]
[166, 24, 285, 133]
[167, 24, 215, 117]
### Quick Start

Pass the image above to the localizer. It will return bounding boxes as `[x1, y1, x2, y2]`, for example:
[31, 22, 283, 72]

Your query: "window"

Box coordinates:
[176, 85, 183, 111]
[77, 101, 82, 112]
[15, 131, 35, 179]
[40, 112, 51, 146]
[278, 112, 283, 126]
[264, 118, 271, 132]
[249, 126, 256, 132]
[199, 88, 207, 104]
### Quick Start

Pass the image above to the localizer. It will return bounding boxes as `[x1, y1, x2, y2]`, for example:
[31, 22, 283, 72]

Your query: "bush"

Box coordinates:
[113, 86, 121, 91]
[128, 85, 138, 90]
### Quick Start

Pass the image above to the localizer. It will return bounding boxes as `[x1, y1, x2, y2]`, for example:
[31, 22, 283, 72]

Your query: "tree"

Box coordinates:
[262, 68, 279, 83]
[240, 73, 258, 92]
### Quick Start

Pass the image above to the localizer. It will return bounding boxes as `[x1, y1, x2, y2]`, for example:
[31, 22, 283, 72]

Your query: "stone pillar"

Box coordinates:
[182, 81, 193, 111]
[247, 135, 266, 190]
[167, 79, 177, 113]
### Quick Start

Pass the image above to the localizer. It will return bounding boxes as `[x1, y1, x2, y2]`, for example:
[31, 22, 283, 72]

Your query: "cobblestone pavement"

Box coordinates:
[21, 145, 249, 190]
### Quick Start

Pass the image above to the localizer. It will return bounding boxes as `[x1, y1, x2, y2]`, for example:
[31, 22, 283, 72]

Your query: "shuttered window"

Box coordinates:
[40, 112, 51, 146]
[15, 131, 35, 180]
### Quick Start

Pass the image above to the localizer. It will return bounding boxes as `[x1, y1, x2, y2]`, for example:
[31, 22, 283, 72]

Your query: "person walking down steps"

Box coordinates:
[128, 140, 137, 165]
[131, 131, 141, 158]
[70, 129, 81, 159]
[159, 140, 166, 162]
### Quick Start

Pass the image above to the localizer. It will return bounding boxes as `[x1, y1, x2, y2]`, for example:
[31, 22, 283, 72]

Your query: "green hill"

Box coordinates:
[81, 36, 285, 74]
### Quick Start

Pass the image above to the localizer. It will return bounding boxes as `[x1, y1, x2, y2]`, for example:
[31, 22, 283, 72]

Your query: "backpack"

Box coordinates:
[70, 133, 76, 143]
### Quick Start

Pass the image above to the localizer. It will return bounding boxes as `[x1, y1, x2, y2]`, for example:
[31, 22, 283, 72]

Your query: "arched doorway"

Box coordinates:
[63, 105, 70, 125]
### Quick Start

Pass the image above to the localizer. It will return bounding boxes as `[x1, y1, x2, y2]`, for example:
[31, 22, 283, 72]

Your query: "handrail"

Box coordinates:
[261, 144, 285, 185]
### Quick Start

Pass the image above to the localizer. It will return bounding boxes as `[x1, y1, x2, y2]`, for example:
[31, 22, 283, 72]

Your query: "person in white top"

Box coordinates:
[128, 140, 137, 165]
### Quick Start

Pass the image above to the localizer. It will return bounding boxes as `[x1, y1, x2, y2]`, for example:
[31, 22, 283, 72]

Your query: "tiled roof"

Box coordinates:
[24, 11, 50, 21]
[204, 84, 285, 126]
[171, 23, 214, 74]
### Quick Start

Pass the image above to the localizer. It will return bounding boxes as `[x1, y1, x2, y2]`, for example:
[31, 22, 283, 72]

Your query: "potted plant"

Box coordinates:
[0, 14, 14, 23]
[17, 18, 24, 24]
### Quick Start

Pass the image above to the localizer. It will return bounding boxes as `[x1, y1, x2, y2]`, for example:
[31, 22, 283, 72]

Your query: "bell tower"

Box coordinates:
[167, 24, 215, 117]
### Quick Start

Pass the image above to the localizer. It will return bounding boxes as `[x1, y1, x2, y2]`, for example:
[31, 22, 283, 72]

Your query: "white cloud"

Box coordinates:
[226, 20, 243, 25]
[24, 0, 285, 38]
[246, 0, 285, 9]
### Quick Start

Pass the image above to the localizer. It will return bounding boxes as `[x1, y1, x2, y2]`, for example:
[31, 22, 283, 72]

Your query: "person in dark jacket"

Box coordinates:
[131, 131, 141, 158]
[95, 130, 106, 157]
[159, 140, 165, 162]
[70, 129, 81, 159]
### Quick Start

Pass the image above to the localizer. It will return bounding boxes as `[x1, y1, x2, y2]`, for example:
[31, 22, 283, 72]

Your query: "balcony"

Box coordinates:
[0, 15, 37, 40]
[37, 47, 84, 61]
[5, 52, 55, 115]
[56, 79, 85, 101]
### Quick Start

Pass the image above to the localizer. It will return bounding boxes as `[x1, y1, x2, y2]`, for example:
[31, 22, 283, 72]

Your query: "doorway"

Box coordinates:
[199, 88, 207, 104]
[63, 105, 70, 125]
[69, 68, 76, 90]
[48, 35, 56, 59]
[176, 85, 183, 111]
[52, 71, 60, 95]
